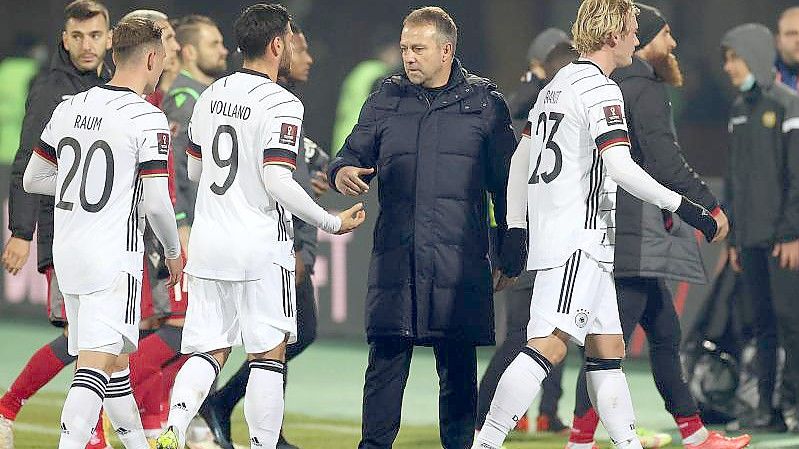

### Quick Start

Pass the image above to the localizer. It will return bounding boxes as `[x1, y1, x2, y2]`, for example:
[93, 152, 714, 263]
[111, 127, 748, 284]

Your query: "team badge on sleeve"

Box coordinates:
[279, 123, 298, 146]
[157, 132, 170, 155]
[603, 105, 624, 126]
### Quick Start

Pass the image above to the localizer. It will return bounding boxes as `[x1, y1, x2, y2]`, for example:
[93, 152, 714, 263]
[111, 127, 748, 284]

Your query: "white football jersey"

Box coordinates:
[523, 59, 631, 270]
[38, 85, 170, 294]
[185, 69, 303, 281]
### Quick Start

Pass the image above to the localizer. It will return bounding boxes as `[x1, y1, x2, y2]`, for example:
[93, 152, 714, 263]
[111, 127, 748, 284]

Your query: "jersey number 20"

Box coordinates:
[529, 111, 564, 184]
[55, 137, 114, 213]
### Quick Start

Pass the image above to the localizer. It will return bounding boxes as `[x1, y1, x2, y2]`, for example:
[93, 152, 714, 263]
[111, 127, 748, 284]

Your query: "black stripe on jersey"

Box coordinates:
[557, 253, 578, 313]
[264, 148, 297, 170]
[248, 82, 271, 93]
[587, 98, 618, 110]
[34, 140, 57, 165]
[187, 142, 202, 160]
[276, 204, 288, 241]
[595, 129, 630, 153]
[265, 99, 300, 111]
[273, 115, 302, 120]
[127, 180, 143, 251]
[584, 149, 599, 228]
[106, 92, 133, 105]
[82, 90, 90, 103]
[591, 158, 605, 228]
[571, 73, 603, 85]
[259, 90, 282, 103]
[573, 59, 604, 72]
[117, 101, 145, 110]
[580, 83, 617, 96]
[130, 111, 162, 120]
[562, 251, 581, 314]
[139, 160, 168, 177]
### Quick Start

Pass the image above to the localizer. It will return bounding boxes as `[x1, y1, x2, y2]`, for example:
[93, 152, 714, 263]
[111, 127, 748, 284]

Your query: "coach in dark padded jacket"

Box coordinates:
[329, 7, 522, 449]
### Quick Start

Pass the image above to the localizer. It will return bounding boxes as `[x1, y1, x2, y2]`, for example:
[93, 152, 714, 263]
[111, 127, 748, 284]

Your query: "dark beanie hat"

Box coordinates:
[635, 3, 667, 50]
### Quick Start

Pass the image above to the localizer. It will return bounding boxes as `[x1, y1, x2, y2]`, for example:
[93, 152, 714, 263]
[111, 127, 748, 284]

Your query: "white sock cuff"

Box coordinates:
[192, 352, 221, 377]
[72, 367, 110, 400]
[106, 368, 132, 398]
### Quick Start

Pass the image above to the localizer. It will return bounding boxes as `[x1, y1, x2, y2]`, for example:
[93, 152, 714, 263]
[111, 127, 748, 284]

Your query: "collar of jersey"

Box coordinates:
[573, 58, 604, 74]
[237, 68, 272, 80]
[98, 84, 136, 93]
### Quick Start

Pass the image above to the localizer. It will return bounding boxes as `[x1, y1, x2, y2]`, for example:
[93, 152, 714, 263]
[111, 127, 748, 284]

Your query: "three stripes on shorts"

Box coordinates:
[557, 250, 582, 314]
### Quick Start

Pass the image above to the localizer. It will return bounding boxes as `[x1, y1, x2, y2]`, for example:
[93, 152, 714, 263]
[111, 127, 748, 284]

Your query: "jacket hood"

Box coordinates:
[721, 23, 776, 89]
[611, 56, 655, 83]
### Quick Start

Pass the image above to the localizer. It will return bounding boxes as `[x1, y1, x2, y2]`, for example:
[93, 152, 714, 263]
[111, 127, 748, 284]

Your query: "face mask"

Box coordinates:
[739, 73, 756, 92]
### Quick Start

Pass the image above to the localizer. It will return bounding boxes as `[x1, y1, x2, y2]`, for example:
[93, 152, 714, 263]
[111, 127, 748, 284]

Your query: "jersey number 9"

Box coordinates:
[211, 125, 239, 195]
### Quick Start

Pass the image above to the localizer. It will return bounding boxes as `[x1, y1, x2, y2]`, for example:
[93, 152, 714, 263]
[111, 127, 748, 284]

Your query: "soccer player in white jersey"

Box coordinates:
[156, 5, 366, 449]
[22, 17, 183, 449]
[473, 1, 727, 449]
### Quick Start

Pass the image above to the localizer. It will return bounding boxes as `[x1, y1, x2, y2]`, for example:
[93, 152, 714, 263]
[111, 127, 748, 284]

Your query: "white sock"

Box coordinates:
[104, 368, 148, 449]
[585, 358, 642, 449]
[59, 368, 109, 449]
[166, 353, 220, 447]
[474, 347, 552, 449]
[682, 427, 710, 446]
[244, 360, 286, 449]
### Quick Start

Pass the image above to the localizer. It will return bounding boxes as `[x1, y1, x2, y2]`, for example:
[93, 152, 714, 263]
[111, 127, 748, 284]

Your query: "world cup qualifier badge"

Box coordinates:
[279, 123, 298, 146]
[603, 105, 624, 126]
[157, 132, 170, 155]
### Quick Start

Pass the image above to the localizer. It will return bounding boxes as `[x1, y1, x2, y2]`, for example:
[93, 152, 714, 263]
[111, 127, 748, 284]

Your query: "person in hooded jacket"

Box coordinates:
[722, 23, 799, 433]
[0, 2, 112, 449]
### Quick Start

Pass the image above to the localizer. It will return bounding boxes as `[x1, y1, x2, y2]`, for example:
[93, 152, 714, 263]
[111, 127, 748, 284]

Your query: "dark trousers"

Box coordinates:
[739, 247, 799, 411]
[574, 277, 698, 417]
[476, 280, 565, 429]
[359, 337, 477, 449]
[209, 268, 318, 413]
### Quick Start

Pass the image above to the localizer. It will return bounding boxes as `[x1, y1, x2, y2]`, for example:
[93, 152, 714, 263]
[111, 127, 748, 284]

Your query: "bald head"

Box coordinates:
[778, 6, 799, 65]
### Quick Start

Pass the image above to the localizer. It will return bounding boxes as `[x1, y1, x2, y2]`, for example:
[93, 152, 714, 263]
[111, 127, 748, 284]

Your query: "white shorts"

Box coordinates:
[64, 272, 141, 356]
[181, 263, 297, 355]
[527, 250, 622, 346]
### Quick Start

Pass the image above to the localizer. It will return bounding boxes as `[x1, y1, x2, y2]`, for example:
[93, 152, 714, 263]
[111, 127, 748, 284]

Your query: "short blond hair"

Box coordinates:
[571, 0, 637, 54]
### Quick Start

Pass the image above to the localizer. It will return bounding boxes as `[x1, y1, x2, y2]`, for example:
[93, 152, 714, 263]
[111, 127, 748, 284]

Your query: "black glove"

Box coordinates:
[499, 227, 528, 277]
[675, 196, 717, 242]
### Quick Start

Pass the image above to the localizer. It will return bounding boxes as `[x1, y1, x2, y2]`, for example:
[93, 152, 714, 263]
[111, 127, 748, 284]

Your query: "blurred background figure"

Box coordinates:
[721, 22, 799, 433]
[776, 6, 799, 91]
[329, 28, 399, 155]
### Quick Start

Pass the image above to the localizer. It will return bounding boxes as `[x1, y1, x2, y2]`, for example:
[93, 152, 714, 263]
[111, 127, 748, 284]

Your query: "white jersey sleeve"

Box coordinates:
[262, 100, 303, 170]
[137, 113, 170, 178]
[584, 85, 631, 154]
